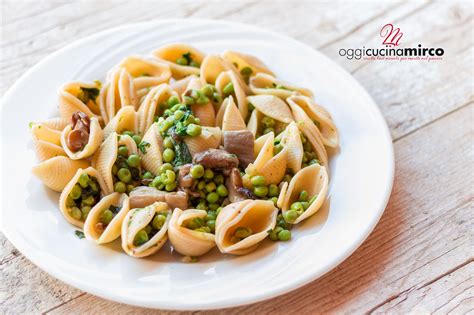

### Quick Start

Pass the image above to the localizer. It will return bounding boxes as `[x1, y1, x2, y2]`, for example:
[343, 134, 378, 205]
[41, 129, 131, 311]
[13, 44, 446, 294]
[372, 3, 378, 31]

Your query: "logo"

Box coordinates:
[338, 23, 444, 62]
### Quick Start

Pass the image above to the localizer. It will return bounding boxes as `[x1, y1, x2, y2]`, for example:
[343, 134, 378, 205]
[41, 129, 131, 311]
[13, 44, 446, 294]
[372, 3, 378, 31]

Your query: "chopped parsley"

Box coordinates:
[74, 230, 85, 239]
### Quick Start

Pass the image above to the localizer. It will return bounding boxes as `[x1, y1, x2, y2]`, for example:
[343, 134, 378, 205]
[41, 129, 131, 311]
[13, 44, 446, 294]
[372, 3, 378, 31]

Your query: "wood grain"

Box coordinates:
[1, 0, 473, 314]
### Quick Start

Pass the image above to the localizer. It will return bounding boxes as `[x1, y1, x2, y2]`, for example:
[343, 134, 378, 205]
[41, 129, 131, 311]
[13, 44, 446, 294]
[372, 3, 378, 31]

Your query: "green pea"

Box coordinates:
[190, 164, 204, 178]
[189, 60, 200, 68]
[202, 169, 213, 180]
[216, 184, 228, 197]
[162, 137, 173, 150]
[183, 95, 195, 105]
[78, 173, 89, 188]
[269, 226, 283, 241]
[206, 220, 216, 232]
[176, 57, 188, 65]
[274, 144, 283, 154]
[278, 229, 291, 241]
[190, 89, 201, 100]
[283, 210, 298, 223]
[309, 194, 318, 204]
[301, 201, 309, 210]
[142, 225, 152, 235]
[268, 184, 279, 197]
[127, 184, 135, 193]
[298, 190, 309, 202]
[70, 184, 82, 200]
[123, 131, 135, 138]
[165, 182, 177, 191]
[100, 209, 114, 225]
[112, 164, 119, 175]
[186, 124, 202, 137]
[206, 192, 219, 204]
[196, 95, 210, 105]
[118, 145, 129, 156]
[132, 135, 142, 145]
[262, 116, 275, 127]
[208, 203, 219, 211]
[159, 163, 173, 174]
[223, 82, 234, 95]
[234, 227, 252, 239]
[195, 226, 211, 233]
[133, 230, 149, 246]
[283, 174, 292, 182]
[143, 171, 153, 179]
[291, 202, 304, 213]
[162, 148, 175, 163]
[81, 206, 91, 220]
[263, 127, 274, 135]
[197, 180, 206, 190]
[205, 211, 217, 221]
[167, 95, 180, 107]
[201, 84, 215, 97]
[196, 201, 207, 210]
[230, 236, 241, 244]
[152, 214, 167, 230]
[118, 168, 131, 183]
[174, 109, 185, 120]
[82, 196, 95, 206]
[114, 181, 127, 193]
[89, 180, 99, 192]
[127, 154, 141, 168]
[159, 120, 173, 133]
[205, 182, 216, 192]
[253, 186, 269, 198]
[71, 207, 82, 220]
[163, 170, 176, 184]
[158, 183, 165, 190]
[251, 175, 266, 186]
[211, 92, 222, 104]
[214, 174, 224, 185]
[66, 196, 76, 207]
[216, 207, 223, 216]
[240, 66, 253, 76]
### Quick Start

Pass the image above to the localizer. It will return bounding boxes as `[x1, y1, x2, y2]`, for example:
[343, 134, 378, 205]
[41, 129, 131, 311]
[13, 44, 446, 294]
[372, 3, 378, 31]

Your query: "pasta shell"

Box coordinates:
[282, 164, 328, 224]
[168, 208, 216, 257]
[254, 132, 272, 158]
[287, 95, 338, 147]
[280, 122, 304, 173]
[94, 132, 138, 193]
[184, 126, 222, 156]
[59, 167, 109, 228]
[33, 117, 70, 131]
[102, 68, 138, 123]
[215, 96, 228, 128]
[199, 54, 233, 85]
[139, 122, 163, 175]
[103, 105, 137, 140]
[246, 109, 263, 137]
[61, 117, 103, 160]
[117, 55, 171, 90]
[277, 181, 288, 208]
[249, 73, 312, 99]
[84, 193, 130, 244]
[287, 98, 328, 166]
[247, 95, 293, 124]
[170, 75, 197, 95]
[215, 71, 248, 119]
[222, 50, 274, 77]
[31, 123, 62, 146]
[152, 43, 205, 79]
[32, 156, 89, 192]
[121, 202, 171, 258]
[221, 96, 246, 132]
[215, 200, 277, 255]
[138, 84, 177, 135]
[58, 82, 102, 120]
[33, 140, 66, 161]
[183, 77, 216, 127]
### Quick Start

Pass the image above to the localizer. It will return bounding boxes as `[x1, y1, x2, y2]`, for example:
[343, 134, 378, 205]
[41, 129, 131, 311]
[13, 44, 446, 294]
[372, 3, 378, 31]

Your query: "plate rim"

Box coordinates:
[1, 18, 395, 310]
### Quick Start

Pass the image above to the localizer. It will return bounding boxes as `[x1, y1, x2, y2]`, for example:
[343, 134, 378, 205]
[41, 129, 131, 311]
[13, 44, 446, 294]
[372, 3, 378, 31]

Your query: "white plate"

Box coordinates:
[1, 19, 394, 310]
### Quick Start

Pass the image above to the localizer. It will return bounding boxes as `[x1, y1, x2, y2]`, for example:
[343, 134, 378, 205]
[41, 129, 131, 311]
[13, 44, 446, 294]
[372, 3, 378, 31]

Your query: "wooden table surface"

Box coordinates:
[1, 1, 473, 314]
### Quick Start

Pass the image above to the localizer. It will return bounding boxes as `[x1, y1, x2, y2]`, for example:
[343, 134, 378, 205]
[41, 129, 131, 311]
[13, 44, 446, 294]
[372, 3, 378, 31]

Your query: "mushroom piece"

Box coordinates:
[192, 149, 239, 172]
[223, 130, 255, 168]
[128, 186, 188, 209]
[225, 168, 256, 203]
[177, 164, 194, 189]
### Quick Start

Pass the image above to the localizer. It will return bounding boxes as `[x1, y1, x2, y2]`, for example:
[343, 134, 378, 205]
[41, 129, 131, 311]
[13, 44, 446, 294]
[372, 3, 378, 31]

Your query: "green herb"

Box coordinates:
[93, 80, 102, 89]
[77, 87, 100, 104]
[182, 52, 192, 64]
[74, 230, 85, 239]
[138, 141, 150, 154]
[28, 122, 34, 129]
[169, 131, 192, 166]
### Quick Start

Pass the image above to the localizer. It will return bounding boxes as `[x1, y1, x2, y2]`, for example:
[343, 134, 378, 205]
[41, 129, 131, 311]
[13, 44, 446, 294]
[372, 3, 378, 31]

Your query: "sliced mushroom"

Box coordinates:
[225, 168, 256, 203]
[192, 149, 239, 171]
[223, 130, 255, 168]
[129, 186, 188, 209]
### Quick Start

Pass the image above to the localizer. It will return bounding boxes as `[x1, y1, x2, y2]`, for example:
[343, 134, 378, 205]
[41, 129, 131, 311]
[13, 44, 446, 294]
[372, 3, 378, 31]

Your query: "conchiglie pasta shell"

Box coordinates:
[152, 43, 205, 79]
[249, 73, 312, 99]
[35, 117, 70, 131]
[215, 97, 228, 128]
[200, 54, 234, 85]
[222, 50, 274, 76]
[104, 68, 138, 122]
[61, 117, 103, 160]
[215, 71, 248, 119]
[253, 132, 272, 158]
[32, 156, 89, 192]
[287, 98, 328, 166]
[139, 123, 163, 175]
[168, 209, 216, 257]
[103, 105, 137, 140]
[170, 75, 196, 95]
[281, 122, 304, 173]
[247, 94, 293, 124]
[84, 193, 130, 244]
[246, 109, 263, 137]
[184, 126, 222, 156]
[31, 124, 62, 146]
[121, 202, 171, 258]
[277, 181, 288, 208]
[183, 77, 216, 127]
[58, 82, 101, 119]
[59, 167, 109, 228]
[215, 200, 277, 255]
[282, 164, 328, 224]
[117, 55, 171, 90]
[221, 96, 246, 132]
[138, 84, 176, 135]
[33, 140, 66, 161]
[287, 95, 338, 147]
